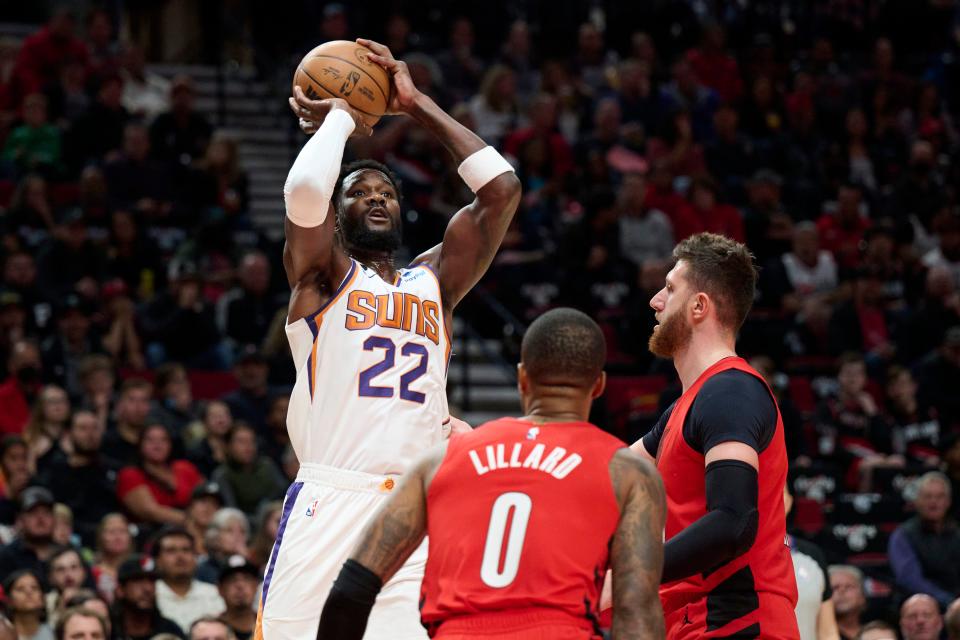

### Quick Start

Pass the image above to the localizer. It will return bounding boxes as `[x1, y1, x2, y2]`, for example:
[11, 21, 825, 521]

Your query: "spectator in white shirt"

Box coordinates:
[152, 526, 224, 633]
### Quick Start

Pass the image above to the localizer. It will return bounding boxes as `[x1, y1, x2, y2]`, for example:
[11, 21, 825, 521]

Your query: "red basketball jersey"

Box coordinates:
[657, 357, 799, 639]
[420, 418, 624, 637]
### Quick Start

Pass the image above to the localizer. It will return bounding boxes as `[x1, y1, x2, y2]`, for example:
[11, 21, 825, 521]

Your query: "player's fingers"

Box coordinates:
[357, 38, 390, 58]
[366, 53, 398, 71]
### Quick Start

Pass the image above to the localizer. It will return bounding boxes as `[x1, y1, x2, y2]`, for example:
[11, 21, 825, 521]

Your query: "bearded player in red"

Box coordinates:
[630, 233, 799, 639]
[317, 308, 666, 639]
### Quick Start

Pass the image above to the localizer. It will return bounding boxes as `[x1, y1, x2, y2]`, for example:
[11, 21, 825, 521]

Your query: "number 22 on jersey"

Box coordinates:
[480, 492, 532, 588]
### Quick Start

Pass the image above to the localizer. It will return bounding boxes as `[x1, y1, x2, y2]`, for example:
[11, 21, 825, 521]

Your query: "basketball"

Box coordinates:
[293, 40, 392, 126]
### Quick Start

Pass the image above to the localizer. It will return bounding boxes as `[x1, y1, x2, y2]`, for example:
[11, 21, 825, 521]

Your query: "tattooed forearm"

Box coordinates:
[609, 450, 666, 640]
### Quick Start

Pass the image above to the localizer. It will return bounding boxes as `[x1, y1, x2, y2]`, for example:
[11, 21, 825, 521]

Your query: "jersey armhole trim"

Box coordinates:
[304, 260, 359, 400]
[416, 263, 453, 372]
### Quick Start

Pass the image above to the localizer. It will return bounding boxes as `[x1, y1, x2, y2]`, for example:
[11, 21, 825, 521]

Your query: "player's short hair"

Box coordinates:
[334, 160, 403, 217]
[521, 308, 605, 388]
[672, 232, 757, 332]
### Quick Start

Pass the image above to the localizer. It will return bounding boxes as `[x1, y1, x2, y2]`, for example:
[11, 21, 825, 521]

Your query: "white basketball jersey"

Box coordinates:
[285, 259, 450, 475]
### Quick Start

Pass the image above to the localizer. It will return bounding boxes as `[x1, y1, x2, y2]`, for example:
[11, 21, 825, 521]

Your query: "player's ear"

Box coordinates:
[691, 292, 708, 322]
[517, 363, 529, 396]
[591, 371, 607, 400]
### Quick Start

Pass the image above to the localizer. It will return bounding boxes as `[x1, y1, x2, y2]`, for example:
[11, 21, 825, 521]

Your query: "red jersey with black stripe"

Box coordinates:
[655, 357, 799, 639]
[420, 418, 624, 637]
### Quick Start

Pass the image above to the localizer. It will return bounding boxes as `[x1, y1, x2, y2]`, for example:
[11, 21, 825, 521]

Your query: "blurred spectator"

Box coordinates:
[829, 565, 867, 640]
[382, 13, 415, 60]
[148, 76, 212, 166]
[183, 484, 223, 558]
[658, 58, 718, 142]
[915, 327, 960, 432]
[36, 212, 105, 300]
[215, 556, 257, 639]
[45, 546, 90, 623]
[196, 508, 248, 585]
[817, 183, 871, 272]
[65, 74, 128, 171]
[468, 65, 520, 147]
[857, 621, 897, 640]
[887, 140, 945, 232]
[119, 43, 169, 122]
[5, 175, 57, 243]
[51, 504, 73, 548]
[103, 123, 171, 215]
[189, 617, 233, 640]
[89, 513, 132, 604]
[616, 172, 673, 269]
[247, 501, 280, 575]
[646, 110, 705, 177]
[0, 339, 44, 435]
[498, 20, 537, 104]
[280, 446, 298, 482]
[36, 410, 119, 545]
[74, 354, 114, 428]
[152, 526, 224, 633]
[116, 423, 200, 527]
[885, 367, 941, 467]
[760, 222, 838, 314]
[922, 214, 960, 290]
[23, 385, 70, 467]
[899, 594, 944, 640]
[436, 17, 483, 104]
[152, 363, 197, 434]
[43, 60, 89, 128]
[684, 175, 744, 241]
[187, 402, 231, 478]
[215, 252, 279, 353]
[101, 378, 152, 466]
[828, 268, 898, 363]
[188, 132, 249, 227]
[83, 8, 118, 81]
[814, 353, 899, 489]
[947, 598, 960, 640]
[220, 350, 270, 435]
[889, 471, 960, 607]
[41, 297, 104, 397]
[104, 209, 165, 299]
[2, 569, 53, 640]
[99, 283, 146, 372]
[0, 487, 56, 589]
[741, 76, 786, 147]
[139, 262, 224, 370]
[785, 487, 839, 640]
[749, 355, 806, 463]
[571, 22, 616, 94]
[61, 592, 111, 634]
[210, 423, 285, 518]
[704, 104, 753, 202]
[12, 8, 88, 98]
[112, 554, 183, 640]
[686, 23, 741, 104]
[260, 395, 289, 465]
[55, 607, 108, 640]
[898, 266, 960, 365]
[2, 93, 60, 177]
[0, 436, 31, 531]
[502, 94, 574, 192]
[2, 250, 52, 338]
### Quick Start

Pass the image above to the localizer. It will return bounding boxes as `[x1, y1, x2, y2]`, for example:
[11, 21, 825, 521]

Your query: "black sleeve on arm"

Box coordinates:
[642, 403, 675, 458]
[685, 371, 777, 454]
[661, 460, 759, 584]
[316, 559, 383, 640]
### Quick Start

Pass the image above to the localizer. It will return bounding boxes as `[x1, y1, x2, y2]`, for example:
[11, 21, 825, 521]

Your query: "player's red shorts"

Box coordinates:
[431, 608, 602, 639]
[664, 592, 798, 640]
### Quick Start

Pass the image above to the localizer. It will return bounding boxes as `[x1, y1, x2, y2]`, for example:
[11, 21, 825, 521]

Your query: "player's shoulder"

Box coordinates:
[698, 368, 774, 408]
[608, 447, 662, 507]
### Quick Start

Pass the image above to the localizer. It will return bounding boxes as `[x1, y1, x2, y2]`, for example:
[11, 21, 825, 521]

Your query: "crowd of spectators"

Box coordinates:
[0, 1, 959, 638]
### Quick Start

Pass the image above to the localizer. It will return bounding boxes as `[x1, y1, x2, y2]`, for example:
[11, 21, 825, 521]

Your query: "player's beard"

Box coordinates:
[340, 211, 402, 252]
[648, 305, 693, 359]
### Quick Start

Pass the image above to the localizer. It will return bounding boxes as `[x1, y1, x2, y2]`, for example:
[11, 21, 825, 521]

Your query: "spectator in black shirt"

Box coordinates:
[101, 378, 153, 467]
[0, 436, 30, 531]
[885, 366, 941, 468]
[40, 295, 103, 398]
[2, 250, 52, 339]
[220, 349, 271, 435]
[215, 252, 282, 353]
[65, 74, 128, 171]
[149, 76, 211, 166]
[152, 363, 197, 434]
[36, 410, 119, 546]
[112, 554, 185, 640]
[916, 326, 960, 432]
[103, 123, 171, 214]
[0, 487, 56, 590]
[35, 211, 105, 301]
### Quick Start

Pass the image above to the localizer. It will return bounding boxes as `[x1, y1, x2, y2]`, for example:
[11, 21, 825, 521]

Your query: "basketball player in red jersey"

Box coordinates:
[316, 308, 666, 640]
[630, 233, 799, 639]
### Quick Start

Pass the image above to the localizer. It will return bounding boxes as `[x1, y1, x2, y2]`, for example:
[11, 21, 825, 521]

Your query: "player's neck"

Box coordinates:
[521, 390, 590, 424]
[673, 331, 737, 393]
[347, 244, 398, 282]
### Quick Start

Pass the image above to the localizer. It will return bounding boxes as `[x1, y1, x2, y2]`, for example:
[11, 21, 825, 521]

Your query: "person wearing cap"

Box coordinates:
[216, 556, 258, 640]
[113, 554, 184, 640]
[888, 471, 960, 607]
[184, 483, 224, 556]
[0, 486, 57, 589]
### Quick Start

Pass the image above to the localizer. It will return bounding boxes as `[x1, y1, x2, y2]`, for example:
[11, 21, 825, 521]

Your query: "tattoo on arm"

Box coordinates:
[609, 450, 667, 640]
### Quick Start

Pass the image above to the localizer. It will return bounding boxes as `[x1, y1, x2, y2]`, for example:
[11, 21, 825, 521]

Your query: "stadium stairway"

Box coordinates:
[448, 317, 522, 427]
[150, 62, 295, 240]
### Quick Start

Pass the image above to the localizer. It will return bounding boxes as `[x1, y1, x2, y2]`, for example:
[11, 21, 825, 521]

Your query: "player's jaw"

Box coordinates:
[340, 204, 403, 252]
[648, 301, 693, 359]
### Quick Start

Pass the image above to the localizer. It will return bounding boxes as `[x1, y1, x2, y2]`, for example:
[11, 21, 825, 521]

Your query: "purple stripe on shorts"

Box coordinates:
[260, 481, 304, 607]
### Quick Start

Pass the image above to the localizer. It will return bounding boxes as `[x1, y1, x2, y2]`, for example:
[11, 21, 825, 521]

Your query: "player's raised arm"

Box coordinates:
[316, 442, 448, 640]
[360, 38, 522, 309]
[608, 449, 667, 639]
[282, 90, 370, 323]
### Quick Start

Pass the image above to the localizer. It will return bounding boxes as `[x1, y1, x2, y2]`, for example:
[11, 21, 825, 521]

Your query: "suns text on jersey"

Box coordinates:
[344, 290, 442, 345]
[468, 442, 583, 479]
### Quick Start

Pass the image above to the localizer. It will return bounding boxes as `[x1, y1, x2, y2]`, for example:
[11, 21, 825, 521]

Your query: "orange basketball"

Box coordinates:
[293, 40, 391, 126]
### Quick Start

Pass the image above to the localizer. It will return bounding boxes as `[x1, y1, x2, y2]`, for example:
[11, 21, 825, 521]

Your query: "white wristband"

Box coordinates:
[457, 146, 515, 193]
[284, 109, 356, 228]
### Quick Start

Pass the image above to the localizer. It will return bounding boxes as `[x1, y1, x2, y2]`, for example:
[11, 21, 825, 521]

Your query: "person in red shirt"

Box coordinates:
[11, 8, 89, 102]
[317, 308, 666, 640]
[630, 233, 799, 639]
[816, 183, 872, 271]
[0, 339, 44, 436]
[685, 24, 743, 104]
[685, 175, 745, 242]
[116, 422, 201, 527]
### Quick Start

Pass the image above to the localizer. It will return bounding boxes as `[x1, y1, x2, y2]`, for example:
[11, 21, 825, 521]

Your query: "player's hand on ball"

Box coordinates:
[356, 38, 421, 114]
[288, 86, 372, 137]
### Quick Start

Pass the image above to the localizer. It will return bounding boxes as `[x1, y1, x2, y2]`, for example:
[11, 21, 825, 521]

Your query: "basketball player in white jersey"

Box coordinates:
[255, 38, 521, 640]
